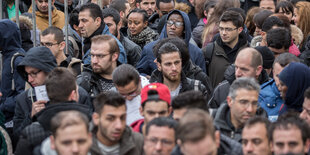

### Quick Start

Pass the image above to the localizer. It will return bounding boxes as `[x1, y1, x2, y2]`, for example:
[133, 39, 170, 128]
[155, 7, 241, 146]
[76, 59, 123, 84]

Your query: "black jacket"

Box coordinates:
[120, 32, 142, 67]
[148, 13, 160, 33]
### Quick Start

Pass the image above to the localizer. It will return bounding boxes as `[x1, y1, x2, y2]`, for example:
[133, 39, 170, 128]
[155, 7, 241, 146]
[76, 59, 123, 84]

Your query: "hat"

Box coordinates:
[141, 83, 171, 105]
[255, 46, 275, 69]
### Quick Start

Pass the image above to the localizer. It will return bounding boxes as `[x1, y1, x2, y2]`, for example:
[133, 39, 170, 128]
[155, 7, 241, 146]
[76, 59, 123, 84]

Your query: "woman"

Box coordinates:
[275, 1, 294, 23]
[127, 8, 158, 48]
[278, 62, 310, 112]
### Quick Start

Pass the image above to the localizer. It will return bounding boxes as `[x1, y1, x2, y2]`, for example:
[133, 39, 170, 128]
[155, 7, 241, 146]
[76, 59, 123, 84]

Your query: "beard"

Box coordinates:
[162, 70, 181, 82]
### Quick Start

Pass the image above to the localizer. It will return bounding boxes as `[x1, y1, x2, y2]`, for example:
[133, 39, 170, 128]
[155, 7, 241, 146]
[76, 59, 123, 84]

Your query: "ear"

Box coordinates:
[255, 65, 263, 78]
[92, 112, 100, 126]
[156, 60, 162, 71]
[143, 21, 148, 28]
[136, 2, 140, 8]
[112, 52, 119, 61]
[95, 17, 102, 27]
[50, 135, 56, 150]
[68, 89, 78, 102]
[227, 96, 233, 107]
[139, 106, 144, 117]
[215, 131, 220, 148]
[59, 41, 66, 51]
[120, 11, 125, 19]
[73, 24, 79, 32]
[238, 27, 243, 34]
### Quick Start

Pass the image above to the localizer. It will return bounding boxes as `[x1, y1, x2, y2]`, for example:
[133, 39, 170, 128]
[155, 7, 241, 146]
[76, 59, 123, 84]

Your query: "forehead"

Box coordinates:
[25, 66, 40, 72]
[234, 89, 259, 99]
[273, 126, 303, 143]
[147, 126, 175, 139]
[100, 104, 126, 116]
[55, 123, 88, 138]
[128, 12, 144, 20]
[160, 52, 181, 62]
[144, 100, 169, 110]
[91, 42, 111, 54]
[79, 9, 92, 19]
[243, 123, 267, 139]
[41, 34, 56, 41]
[141, 0, 155, 3]
[219, 21, 235, 27]
[168, 13, 183, 21]
[235, 52, 253, 66]
[104, 16, 116, 24]
[159, 1, 174, 8]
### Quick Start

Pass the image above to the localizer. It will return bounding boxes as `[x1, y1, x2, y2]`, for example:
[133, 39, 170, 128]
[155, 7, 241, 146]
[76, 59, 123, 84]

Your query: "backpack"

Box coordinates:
[203, 42, 214, 70]
[67, 36, 81, 58]
[10, 52, 25, 91]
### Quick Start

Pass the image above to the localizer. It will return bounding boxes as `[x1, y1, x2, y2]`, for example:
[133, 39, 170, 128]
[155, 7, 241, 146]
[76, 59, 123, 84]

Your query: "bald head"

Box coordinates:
[235, 48, 263, 79]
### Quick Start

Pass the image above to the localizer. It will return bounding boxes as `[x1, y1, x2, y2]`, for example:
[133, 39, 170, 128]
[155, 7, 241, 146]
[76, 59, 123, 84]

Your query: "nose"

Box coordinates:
[114, 118, 123, 130]
[155, 141, 163, 152]
[78, 22, 83, 29]
[28, 75, 34, 83]
[246, 103, 255, 113]
[71, 142, 79, 153]
[235, 68, 242, 78]
[91, 56, 98, 64]
[244, 142, 254, 153]
[172, 64, 177, 70]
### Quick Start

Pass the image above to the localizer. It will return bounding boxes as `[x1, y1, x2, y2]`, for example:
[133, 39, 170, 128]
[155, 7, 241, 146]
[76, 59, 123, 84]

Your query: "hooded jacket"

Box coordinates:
[0, 19, 26, 122]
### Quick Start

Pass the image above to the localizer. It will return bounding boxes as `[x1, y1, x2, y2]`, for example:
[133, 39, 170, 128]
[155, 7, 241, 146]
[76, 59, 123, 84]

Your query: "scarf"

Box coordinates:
[127, 27, 158, 48]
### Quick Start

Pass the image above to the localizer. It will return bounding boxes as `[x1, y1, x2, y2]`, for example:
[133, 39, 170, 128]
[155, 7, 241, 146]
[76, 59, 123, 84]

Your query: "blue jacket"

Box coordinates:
[82, 24, 127, 64]
[136, 10, 206, 75]
[0, 19, 26, 122]
[259, 79, 284, 122]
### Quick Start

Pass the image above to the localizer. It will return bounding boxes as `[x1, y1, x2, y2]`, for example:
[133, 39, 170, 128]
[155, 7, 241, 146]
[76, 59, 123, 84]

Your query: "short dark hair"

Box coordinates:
[273, 52, 300, 68]
[46, 67, 76, 104]
[93, 91, 126, 114]
[41, 26, 64, 43]
[156, 42, 181, 64]
[267, 28, 291, 50]
[69, 7, 80, 29]
[275, 1, 294, 16]
[102, 8, 121, 25]
[253, 10, 273, 29]
[146, 117, 178, 138]
[80, 3, 103, 21]
[156, 0, 174, 9]
[127, 8, 148, 22]
[304, 87, 310, 99]
[262, 16, 284, 32]
[109, 0, 127, 13]
[172, 90, 209, 112]
[112, 64, 140, 87]
[227, 8, 246, 24]
[244, 116, 271, 139]
[219, 10, 244, 28]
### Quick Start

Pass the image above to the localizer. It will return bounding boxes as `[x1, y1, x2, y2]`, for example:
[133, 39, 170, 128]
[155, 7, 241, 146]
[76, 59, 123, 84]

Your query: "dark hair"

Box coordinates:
[275, 1, 294, 16]
[141, 89, 169, 108]
[146, 117, 178, 138]
[267, 28, 291, 50]
[41, 26, 64, 43]
[93, 91, 126, 114]
[262, 16, 284, 32]
[102, 8, 121, 25]
[273, 53, 300, 68]
[112, 64, 140, 87]
[127, 8, 148, 22]
[69, 7, 80, 29]
[219, 10, 244, 28]
[46, 67, 76, 104]
[156, 0, 174, 10]
[109, 0, 127, 13]
[305, 87, 310, 99]
[156, 42, 181, 63]
[268, 113, 310, 144]
[80, 3, 103, 21]
[204, 0, 216, 13]
[253, 10, 273, 29]
[271, 13, 291, 32]
[244, 116, 271, 140]
[227, 8, 246, 24]
[172, 90, 209, 112]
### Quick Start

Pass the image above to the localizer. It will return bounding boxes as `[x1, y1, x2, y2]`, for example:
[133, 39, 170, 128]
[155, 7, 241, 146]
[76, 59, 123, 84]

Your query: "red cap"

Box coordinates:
[141, 83, 171, 105]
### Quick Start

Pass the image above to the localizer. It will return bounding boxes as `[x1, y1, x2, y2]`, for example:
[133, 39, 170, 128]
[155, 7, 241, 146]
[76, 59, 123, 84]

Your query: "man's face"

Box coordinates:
[235, 53, 260, 79]
[128, 12, 147, 36]
[272, 127, 308, 155]
[300, 98, 310, 126]
[78, 9, 101, 38]
[272, 62, 284, 90]
[104, 16, 118, 37]
[90, 42, 118, 77]
[242, 123, 272, 155]
[180, 134, 219, 155]
[40, 34, 64, 57]
[166, 13, 184, 38]
[138, 0, 156, 16]
[36, 0, 54, 14]
[140, 100, 170, 124]
[144, 126, 175, 155]
[93, 105, 127, 145]
[51, 124, 92, 155]
[219, 21, 242, 47]
[25, 66, 48, 87]
[227, 89, 259, 128]
[157, 52, 182, 83]
[115, 80, 141, 101]
[158, 1, 174, 18]
[173, 108, 187, 122]
[259, 0, 275, 12]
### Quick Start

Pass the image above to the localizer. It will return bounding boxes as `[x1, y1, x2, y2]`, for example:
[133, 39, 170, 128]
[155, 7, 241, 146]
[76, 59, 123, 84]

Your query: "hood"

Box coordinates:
[159, 10, 192, 44]
[17, 46, 57, 81]
[0, 19, 23, 54]
[11, 15, 33, 30]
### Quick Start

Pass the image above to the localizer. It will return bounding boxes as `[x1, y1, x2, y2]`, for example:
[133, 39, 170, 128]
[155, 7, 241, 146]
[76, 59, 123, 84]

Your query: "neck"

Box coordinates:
[56, 52, 67, 65]
[100, 62, 116, 80]
[227, 37, 239, 49]
[163, 77, 181, 91]
[96, 131, 118, 146]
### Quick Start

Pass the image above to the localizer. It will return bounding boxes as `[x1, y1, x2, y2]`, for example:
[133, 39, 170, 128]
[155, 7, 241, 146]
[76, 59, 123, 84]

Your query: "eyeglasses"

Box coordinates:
[146, 137, 174, 146]
[26, 70, 42, 78]
[120, 83, 140, 98]
[219, 27, 238, 32]
[167, 20, 184, 28]
[90, 53, 111, 59]
[40, 42, 60, 47]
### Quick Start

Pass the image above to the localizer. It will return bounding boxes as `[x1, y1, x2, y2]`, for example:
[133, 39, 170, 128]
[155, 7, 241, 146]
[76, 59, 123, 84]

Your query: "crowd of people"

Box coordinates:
[1, 0, 310, 154]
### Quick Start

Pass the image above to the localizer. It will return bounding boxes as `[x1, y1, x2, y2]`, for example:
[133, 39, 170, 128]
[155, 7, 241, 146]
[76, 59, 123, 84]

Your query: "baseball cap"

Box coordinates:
[141, 83, 171, 105]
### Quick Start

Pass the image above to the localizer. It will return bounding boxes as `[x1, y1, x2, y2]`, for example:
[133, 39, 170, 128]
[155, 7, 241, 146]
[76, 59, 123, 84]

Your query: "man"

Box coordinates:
[28, 0, 65, 31]
[40, 26, 82, 75]
[148, 0, 175, 32]
[109, 0, 131, 36]
[300, 87, 310, 126]
[137, 9, 206, 75]
[267, 28, 291, 57]
[54, 0, 75, 13]
[213, 77, 260, 142]
[78, 3, 126, 64]
[1, 0, 28, 19]
[112, 64, 149, 125]
[269, 114, 310, 155]
[77, 35, 120, 98]
[49, 111, 92, 155]
[144, 117, 178, 155]
[259, 0, 276, 12]
[103, 8, 142, 67]
[136, 0, 156, 17]
[91, 91, 144, 154]
[202, 10, 249, 88]
[242, 117, 272, 155]
[150, 42, 207, 98]
[15, 67, 92, 154]
[131, 83, 172, 134]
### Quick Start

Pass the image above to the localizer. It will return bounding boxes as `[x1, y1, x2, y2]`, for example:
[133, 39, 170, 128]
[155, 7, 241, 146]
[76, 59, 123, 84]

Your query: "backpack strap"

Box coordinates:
[203, 42, 215, 68]
[10, 52, 25, 91]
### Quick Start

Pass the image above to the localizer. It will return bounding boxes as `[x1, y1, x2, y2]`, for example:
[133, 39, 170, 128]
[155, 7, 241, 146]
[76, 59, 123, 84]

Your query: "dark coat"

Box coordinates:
[120, 32, 142, 67]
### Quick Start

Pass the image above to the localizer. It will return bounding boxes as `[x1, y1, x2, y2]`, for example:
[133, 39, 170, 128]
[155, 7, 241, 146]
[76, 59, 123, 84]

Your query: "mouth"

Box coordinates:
[168, 31, 175, 35]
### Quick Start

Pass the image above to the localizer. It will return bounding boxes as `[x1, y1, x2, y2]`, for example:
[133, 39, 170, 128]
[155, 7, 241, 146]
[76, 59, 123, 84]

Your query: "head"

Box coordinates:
[253, 10, 273, 36]
[156, 42, 182, 83]
[171, 90, 208, 122]
[267, 28, 291, 56]
[245, 7, 263, 36]
[140, 83, 172, 125]
[156, 0, 174, 18]
[144, 117, 178, 155]
[109, 0, 130, 26]
[112, 64, 141, 101]
[203, 0, 216, 20]
[269, 113, 310, 155]
[166, 11, 185, 39]
[275, 1, 294, 22]
[136, 0, 156, 16]
[177, 109, 220, 155]
[227, 77, 260, 129]
[300, 87, 310, 126]
[92, 91, 126, 146]
[102, 8, 121, 37]
[234, 48, 263, 79]
[90, 35, 119, 78]
[293, 1, 310, 46]
[254, 46, 275, 75]
[259, 0, 276, 12]
[242, 117, 272, 155]
[50, 111, 92, 155]
[78, 3, 103, 38]
[261, 16, 284, 44]
[127, 9, 148, 36]
[40, 26, 65, 57]
[219, 10, 244, 48]
[35, 0, 55, 14]
[69, 8, 81, 36]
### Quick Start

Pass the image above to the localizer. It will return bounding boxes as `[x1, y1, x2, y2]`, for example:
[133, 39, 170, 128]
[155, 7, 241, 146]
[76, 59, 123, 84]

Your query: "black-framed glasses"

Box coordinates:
[167, 20, 184, 28]
[40, 42, 60, 47]
[219, 27, 238, 32]
[26, 70, 42, 78]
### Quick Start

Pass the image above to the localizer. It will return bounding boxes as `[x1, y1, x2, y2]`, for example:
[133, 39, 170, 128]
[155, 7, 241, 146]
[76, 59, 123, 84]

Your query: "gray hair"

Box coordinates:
[228, 77, 260, 99]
